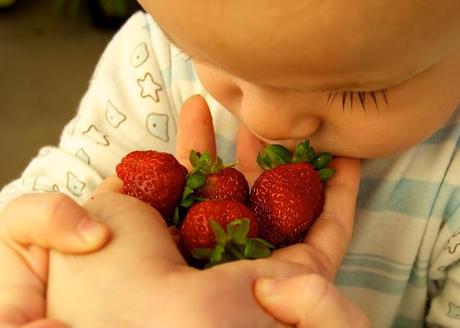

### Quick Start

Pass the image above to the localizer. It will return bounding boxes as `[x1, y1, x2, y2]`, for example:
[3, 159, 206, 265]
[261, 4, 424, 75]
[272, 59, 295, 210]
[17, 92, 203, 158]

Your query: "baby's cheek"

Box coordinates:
[194, 62, 242, 110]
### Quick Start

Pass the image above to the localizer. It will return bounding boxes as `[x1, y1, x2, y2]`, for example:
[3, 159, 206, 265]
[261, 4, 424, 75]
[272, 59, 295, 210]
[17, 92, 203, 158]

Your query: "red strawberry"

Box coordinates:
[116, 150, 188, 222]
[198, 167, 249, 204]
[250, 141, 335, 247]
[179, 199, 273, 267]
[180, 151, 249, 210]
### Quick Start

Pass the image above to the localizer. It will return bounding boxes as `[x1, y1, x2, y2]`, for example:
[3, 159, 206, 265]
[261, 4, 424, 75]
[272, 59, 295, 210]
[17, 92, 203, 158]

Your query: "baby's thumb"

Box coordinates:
[20, 318, 69, 328]
[254, 274, 369, 328]
[0, 192, 109, 254]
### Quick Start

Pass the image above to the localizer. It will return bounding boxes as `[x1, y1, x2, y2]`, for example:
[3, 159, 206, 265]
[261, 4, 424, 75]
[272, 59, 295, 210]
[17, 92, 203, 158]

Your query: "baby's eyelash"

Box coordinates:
[327, 89, 389, 112]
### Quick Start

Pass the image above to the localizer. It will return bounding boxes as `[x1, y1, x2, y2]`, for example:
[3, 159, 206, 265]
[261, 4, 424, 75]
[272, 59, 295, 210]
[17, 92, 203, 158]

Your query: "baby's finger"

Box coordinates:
[254, 274, 369, 328]
[176, 95, 217, 170]
[0, 302, 68, 328]
[168, 226, 180, 247]
[20, 318, 69, 328]
[91, 176, 123, 196]
[270, 157, 360, 279]
[304, 157, 361, 273]
[0, 193, 109, 254]
[236, 123, 266, 187]
[53, 192, 187, 280]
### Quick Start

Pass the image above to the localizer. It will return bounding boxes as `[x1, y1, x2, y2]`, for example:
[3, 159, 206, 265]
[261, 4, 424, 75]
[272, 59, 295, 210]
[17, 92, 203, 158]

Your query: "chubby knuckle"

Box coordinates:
[43, 193, 79, 224]
[287, 244, 328, 272]
[321, 210, 352, 241]
[289, 244, 317, 264]
[0, 194, 28, 224]
[302, 274, 332, 311]
[0, 194, 34, 227]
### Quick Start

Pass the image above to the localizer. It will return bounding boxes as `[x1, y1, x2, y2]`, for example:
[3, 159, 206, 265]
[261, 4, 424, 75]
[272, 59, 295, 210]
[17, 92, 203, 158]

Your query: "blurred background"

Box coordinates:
[0, 0, 140, 187]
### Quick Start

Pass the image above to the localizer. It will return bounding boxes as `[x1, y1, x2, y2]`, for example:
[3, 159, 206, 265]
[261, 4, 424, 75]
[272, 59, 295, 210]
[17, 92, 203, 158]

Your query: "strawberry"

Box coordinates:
[175, 151, 249, 226]
[250, 140, 335, 247]
[179, 199, 273, 267]
[197, 166, 249, 204]
[116, 150, 188, 223]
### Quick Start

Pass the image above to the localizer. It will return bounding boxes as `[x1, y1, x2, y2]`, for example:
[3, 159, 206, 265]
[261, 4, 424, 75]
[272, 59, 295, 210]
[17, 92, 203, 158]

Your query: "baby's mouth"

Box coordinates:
[249, 130, 304, 151]
[242, 123, 317, 152]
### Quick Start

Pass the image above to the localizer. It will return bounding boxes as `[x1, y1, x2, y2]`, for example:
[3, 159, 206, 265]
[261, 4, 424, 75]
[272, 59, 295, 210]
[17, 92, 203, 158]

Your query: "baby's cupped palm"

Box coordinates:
[46, 95, 361, 327]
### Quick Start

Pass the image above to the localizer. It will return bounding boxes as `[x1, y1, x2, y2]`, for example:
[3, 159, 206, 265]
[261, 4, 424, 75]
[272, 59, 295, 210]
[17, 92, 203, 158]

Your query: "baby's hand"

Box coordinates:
[175, 95, 368, 326]
[0, 192, 109, 327]
[254, 274, 369, 327]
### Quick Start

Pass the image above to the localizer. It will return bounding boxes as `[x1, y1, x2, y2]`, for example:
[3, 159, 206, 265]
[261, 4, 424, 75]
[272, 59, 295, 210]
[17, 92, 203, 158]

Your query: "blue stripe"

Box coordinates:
[346, 252, 417, 267]
[336, 269, 406, 295]
[445, 188, 460, 229]
[357, 178, 443, 218]
[408, 266, 427, 288]
[342, 254, 428, 288]
[342, 257, 412, 276]
[424, 122, 460, 145]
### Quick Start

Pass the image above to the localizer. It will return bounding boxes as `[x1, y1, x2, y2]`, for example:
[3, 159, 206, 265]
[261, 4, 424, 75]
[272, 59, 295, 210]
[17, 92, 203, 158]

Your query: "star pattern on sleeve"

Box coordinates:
[137, 72, 163, 102]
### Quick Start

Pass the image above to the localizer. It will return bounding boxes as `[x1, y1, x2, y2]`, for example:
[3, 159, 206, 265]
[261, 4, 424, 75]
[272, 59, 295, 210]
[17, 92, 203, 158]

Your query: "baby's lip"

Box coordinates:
[246, 128, 307, 151]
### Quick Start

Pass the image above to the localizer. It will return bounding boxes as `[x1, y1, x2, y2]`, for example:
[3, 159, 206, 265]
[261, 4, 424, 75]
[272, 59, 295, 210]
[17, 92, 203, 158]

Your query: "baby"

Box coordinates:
[0, 0, 459, 326]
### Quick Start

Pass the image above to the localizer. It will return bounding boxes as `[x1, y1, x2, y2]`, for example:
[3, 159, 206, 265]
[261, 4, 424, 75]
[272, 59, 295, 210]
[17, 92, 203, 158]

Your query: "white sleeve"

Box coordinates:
[426, 151, 460, 327]
[427, 206, 460, 327]
[0, 12, 180, 206]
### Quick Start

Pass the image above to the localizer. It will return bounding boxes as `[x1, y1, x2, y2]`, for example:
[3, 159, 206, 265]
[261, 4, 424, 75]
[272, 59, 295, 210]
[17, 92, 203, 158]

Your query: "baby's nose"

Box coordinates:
[238, 82, 322, 142]
[243, 109, 322, 144]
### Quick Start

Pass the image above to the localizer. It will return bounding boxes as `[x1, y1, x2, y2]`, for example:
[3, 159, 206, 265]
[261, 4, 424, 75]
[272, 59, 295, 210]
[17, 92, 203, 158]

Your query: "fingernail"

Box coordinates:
[257, 278, 281, 297]
[77, 217, 106, 243]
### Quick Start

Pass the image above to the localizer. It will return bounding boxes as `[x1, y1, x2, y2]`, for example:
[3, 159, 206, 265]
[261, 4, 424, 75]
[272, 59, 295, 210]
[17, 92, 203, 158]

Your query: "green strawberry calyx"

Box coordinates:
[192, 218, 275, 268]
[257, 140, 336, 182]
[173, 150, 236, 226]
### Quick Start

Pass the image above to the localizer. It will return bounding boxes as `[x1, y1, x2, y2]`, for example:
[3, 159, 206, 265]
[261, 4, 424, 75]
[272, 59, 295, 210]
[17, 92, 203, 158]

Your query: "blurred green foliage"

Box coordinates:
[53, 0, 140, 28]
[54, 0, 139, 18]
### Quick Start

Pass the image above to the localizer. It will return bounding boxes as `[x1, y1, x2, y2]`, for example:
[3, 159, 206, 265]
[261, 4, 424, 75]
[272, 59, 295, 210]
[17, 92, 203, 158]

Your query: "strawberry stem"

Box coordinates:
[227, 244, 245, 259]
[227, 219, 249, 245]
[192, 248, 213, 259]
[175, 150, 239, 228]
[186, 171, 207, 189]
[257, 139, 336, 182]
[257, 144, 292, 170]
[313, 152, 333, 170]
[319, 168, 336, 181]
[210, 220, 229, 245]
[292, 140, 316, 164]
[192, 218, 275, 268]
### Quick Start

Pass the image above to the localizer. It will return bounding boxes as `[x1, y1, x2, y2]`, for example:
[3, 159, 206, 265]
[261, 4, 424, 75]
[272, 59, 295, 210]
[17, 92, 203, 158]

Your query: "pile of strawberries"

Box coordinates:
[116, 140, 335, 268]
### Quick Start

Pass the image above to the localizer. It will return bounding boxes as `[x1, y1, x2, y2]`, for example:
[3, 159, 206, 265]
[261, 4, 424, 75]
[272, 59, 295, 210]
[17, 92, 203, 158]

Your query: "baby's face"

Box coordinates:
[139, 0, 460, 158]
